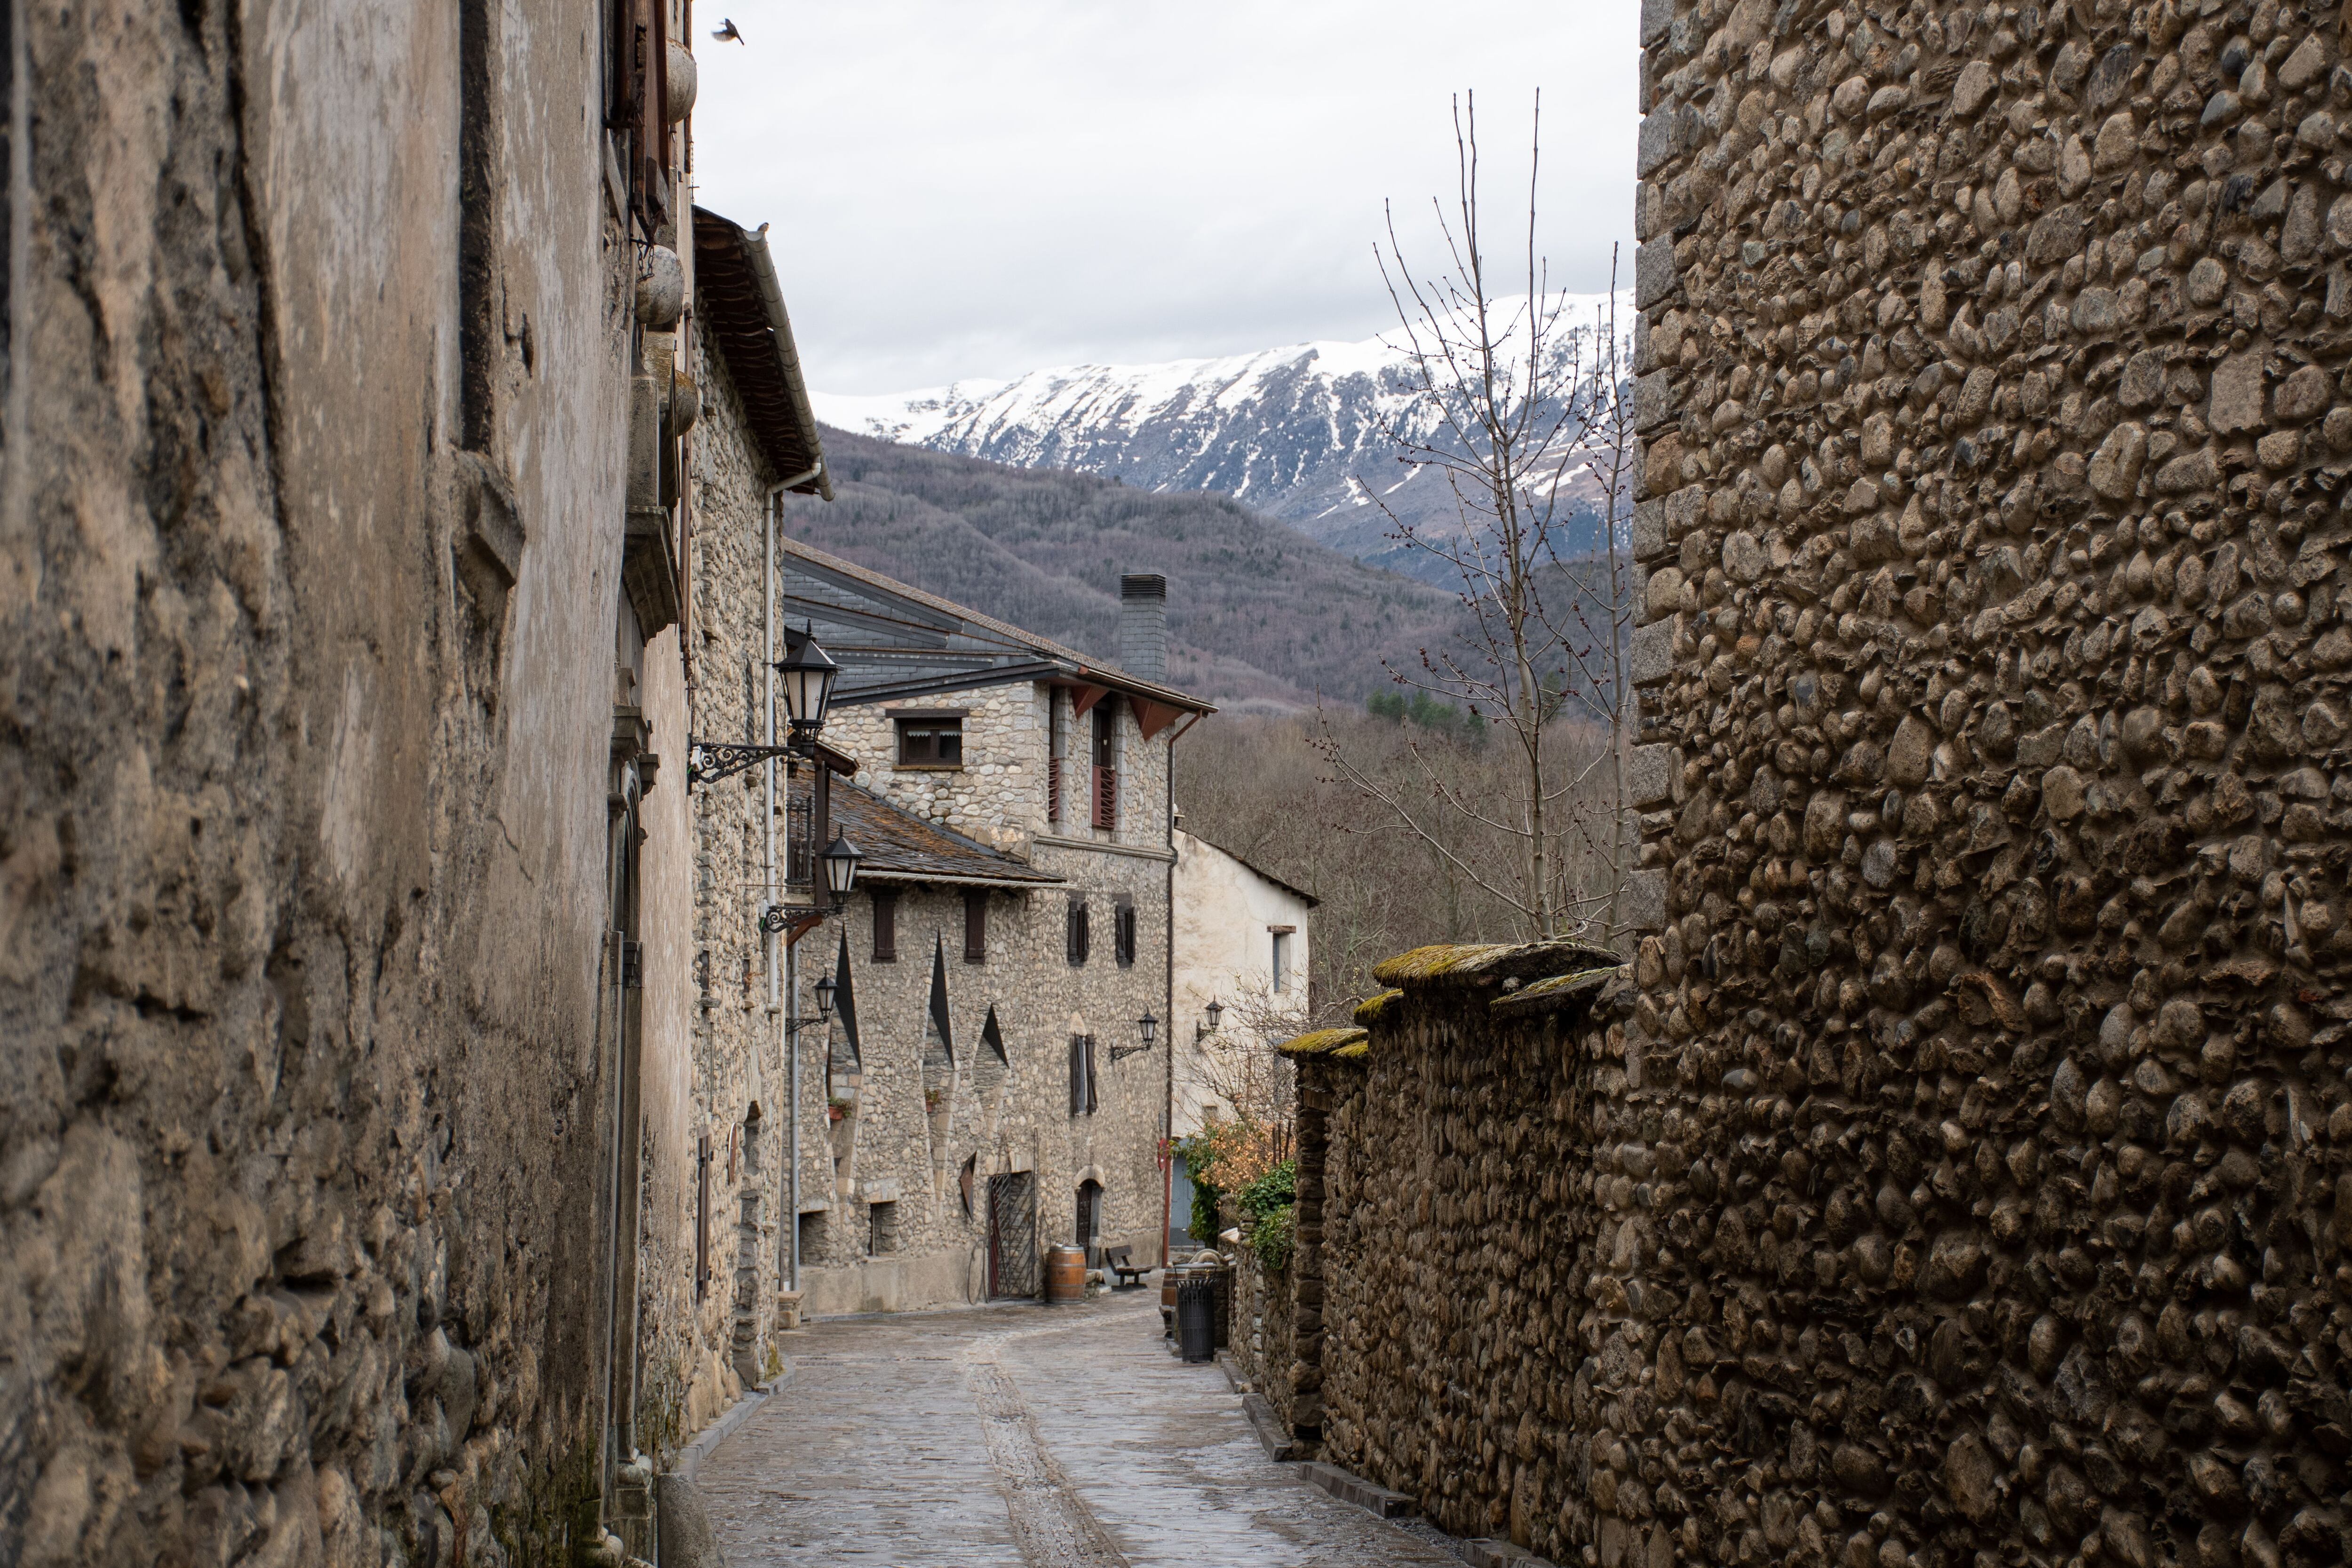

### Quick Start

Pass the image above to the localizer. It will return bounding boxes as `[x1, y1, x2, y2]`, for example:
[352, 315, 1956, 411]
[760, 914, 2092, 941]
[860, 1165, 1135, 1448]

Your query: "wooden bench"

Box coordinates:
[1104, 1246, 1152, 1289]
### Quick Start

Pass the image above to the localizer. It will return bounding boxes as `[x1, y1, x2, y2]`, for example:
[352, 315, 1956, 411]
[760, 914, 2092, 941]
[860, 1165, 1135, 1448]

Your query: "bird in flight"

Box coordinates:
[712, 17, 744, 42]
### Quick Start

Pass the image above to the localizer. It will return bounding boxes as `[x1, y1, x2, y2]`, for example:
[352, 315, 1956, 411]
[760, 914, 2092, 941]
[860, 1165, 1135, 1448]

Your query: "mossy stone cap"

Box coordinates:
[1277, 1027, 1368, 1058]
[1371, 938, 1621, 989]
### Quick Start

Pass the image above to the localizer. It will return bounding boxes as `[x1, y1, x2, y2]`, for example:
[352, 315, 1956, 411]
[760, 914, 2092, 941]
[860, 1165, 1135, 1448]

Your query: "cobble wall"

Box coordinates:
[1296, 0, 2352, 1557]
[1623, 0, 2352, 1557]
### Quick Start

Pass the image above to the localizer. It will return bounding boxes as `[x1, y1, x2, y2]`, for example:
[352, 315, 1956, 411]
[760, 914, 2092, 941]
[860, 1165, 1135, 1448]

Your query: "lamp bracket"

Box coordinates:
[1108, 1041, 1155, 1063]
[687, 740, 807, 789]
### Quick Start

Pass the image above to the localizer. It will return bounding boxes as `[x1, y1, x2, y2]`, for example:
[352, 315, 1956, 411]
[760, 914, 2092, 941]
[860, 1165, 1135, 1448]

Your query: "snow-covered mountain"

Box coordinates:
[812, 294, 1628, 567]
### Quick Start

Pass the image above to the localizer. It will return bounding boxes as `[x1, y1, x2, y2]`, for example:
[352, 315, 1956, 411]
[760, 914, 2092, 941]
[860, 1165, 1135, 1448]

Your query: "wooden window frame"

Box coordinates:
[964, 890, 988, 963]
[872, 887, 898, 963]
[1114, 899, 1137, 968]
[895, 715, 965, 770]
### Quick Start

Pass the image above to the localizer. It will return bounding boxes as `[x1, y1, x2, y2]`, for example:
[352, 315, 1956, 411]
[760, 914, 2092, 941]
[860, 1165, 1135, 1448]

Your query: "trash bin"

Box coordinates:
[1176, 1276, 1216, 1363]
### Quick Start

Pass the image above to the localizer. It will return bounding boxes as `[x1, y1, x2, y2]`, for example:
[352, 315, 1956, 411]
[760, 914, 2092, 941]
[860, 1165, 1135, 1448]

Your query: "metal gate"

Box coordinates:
[987, 1172, 1037, 1298]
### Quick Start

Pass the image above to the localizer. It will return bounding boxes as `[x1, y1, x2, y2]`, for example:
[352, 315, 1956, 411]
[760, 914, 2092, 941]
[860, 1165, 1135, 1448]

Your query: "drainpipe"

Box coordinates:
[765, 480, 803, 1297]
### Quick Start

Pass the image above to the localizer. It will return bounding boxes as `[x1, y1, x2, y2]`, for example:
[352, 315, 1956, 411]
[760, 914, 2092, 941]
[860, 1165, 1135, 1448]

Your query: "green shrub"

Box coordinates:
[1251, 1203, 1296, 1272]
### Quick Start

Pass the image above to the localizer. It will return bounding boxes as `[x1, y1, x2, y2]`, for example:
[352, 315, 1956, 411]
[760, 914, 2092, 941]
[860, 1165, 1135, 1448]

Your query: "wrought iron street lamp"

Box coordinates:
[1200, 999, 1223, 1039]
[785, 955, 842, 1038]
[821, 832, 862, 910]
[775, 622, 841, 744]
[1112, 1009, 1158, 1063]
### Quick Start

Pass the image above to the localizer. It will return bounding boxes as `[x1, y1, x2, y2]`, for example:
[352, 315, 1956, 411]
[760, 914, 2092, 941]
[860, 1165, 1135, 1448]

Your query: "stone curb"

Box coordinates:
[1300, 1461, 1413, 1519]
[1215, 1349, 1249, 1394]
[1240, 1392, 1303, 1462]
[1458, 1541, 1558, 1568]
[675, 1367, 791, 1483]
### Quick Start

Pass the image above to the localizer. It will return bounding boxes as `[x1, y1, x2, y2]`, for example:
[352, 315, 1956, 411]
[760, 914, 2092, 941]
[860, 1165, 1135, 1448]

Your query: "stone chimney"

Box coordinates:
[1119, 573, 1167, 682]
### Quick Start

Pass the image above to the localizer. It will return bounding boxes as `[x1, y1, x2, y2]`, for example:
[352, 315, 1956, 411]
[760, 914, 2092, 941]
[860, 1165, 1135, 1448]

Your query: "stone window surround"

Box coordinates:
[892, 708, 967, 770]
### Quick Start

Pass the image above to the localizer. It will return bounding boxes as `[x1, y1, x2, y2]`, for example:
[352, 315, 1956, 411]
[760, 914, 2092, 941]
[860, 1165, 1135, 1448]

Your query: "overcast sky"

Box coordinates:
[689, 1, 1636, 395]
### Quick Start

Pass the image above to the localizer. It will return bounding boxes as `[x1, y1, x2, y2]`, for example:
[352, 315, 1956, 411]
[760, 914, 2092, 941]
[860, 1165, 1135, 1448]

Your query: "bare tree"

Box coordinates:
[1319, 90, 1640, 947]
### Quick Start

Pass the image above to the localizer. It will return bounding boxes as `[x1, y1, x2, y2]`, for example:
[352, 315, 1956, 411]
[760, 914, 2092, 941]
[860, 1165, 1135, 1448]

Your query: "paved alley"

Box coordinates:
[695, 1287, 1459, 1568]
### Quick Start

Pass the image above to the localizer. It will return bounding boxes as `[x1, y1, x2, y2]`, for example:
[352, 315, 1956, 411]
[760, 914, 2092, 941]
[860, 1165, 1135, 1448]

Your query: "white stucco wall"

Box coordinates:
[1169, 828, 1314, 1137]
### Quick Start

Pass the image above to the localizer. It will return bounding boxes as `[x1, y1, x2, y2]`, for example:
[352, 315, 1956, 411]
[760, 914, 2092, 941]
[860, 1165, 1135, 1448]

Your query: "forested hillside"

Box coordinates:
[777, 427, 1460, 709]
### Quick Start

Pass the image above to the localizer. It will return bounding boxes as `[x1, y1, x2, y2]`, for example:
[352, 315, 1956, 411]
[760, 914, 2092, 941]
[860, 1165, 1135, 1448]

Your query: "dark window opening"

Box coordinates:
[694, 1133, 712, 1300]
[1068, 1035, 1099, 1117]
[1077, 1180, 1104, 1265]
[868, 1201, 897, 1255]
[964, 890, 988, 963]
[872, 888, 898, 963]
[798, 1209, 827, 1264]
[1090, 700, 1117, 829]
[1114, 900, 1137, 968]
[896, 717, 963, 767]
[1065, 898, 1089, 966]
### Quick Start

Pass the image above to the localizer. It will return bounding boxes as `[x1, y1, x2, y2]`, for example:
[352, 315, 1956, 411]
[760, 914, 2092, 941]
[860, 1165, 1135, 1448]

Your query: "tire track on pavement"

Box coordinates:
[964, 1323, 1133, 1568]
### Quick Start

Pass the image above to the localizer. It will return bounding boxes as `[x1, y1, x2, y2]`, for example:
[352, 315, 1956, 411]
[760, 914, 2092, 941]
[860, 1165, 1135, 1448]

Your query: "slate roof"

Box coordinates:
[803, 776, 1065, 889]
[776, 535, 1216, 713]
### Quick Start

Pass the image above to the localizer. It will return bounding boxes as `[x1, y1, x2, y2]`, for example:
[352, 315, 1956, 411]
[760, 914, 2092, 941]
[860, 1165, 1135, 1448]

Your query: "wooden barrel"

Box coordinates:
[1044, 1244, 1087, 1303]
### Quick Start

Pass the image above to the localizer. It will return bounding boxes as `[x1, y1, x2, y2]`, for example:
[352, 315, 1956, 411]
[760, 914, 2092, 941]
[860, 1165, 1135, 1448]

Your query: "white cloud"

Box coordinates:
[690, 0, 1636, 394]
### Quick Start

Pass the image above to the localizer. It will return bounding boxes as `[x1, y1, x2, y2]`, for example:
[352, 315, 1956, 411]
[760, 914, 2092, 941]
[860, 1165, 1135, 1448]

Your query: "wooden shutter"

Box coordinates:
[1084, 1036, 1100, 1114]
[1115, 903, 1136, 967]
[964, 891, 987, 963]
[1066, 898, 1089, 965]
[872, 888, 897, 962]
[1068, 1035, 1084, 1116]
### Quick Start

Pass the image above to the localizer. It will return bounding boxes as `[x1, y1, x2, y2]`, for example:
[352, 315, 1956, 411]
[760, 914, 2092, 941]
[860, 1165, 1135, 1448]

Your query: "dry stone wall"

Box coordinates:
[1622, 0, 2352, 1557]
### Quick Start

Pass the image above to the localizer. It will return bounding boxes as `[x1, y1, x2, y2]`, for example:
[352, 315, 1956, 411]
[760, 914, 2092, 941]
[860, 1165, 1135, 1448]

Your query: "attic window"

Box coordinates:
[896, 714, 963, 768]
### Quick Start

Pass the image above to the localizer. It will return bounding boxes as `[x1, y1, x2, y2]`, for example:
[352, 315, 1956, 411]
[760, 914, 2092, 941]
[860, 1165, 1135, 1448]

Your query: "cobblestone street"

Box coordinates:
[696, 1288, 1460, 1567]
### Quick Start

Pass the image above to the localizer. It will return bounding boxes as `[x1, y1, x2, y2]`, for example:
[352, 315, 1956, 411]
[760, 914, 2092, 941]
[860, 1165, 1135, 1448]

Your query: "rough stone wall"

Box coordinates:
[798, 851, 1173, 1315]
[1302, 967, 1622, 1559]
[1228, 1227, 1301, 1430]
[1, 5, 642, 1566]
[822, 682, 1176, 858]
[1613, 0, 2352, 1557]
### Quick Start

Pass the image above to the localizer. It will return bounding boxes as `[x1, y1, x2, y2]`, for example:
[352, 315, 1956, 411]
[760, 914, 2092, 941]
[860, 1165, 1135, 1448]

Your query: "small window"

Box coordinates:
[1271, 930, 1293, 994]
[965, 890, 988, 963]
[1066, 898, 1090, 965]
[868, 1201, 897, 1255]
[1114, 900, 1137, 967]
[896, 717, 963, 767]
[798, 1209, 828, 1264]
[1068, 1035, 1098, 1116]
[872, 888, 898, 963]
[694, 1134, 712, 1300]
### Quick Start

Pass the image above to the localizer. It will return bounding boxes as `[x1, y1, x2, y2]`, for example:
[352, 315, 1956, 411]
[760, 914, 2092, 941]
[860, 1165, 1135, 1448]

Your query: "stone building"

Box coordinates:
[1, 7, 830, 1564]
[753, 549, 1216, 1313]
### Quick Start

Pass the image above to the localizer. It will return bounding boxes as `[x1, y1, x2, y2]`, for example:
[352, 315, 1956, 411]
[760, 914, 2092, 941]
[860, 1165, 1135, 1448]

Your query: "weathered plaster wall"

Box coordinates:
[0, 6, 642, 1564]
[1171, 827, 1315, 1136]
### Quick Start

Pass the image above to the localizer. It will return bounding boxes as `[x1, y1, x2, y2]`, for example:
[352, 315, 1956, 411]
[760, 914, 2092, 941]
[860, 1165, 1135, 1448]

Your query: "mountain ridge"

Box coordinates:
[811, 293, 1628, 568]
[778, 427, 1464, 713]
